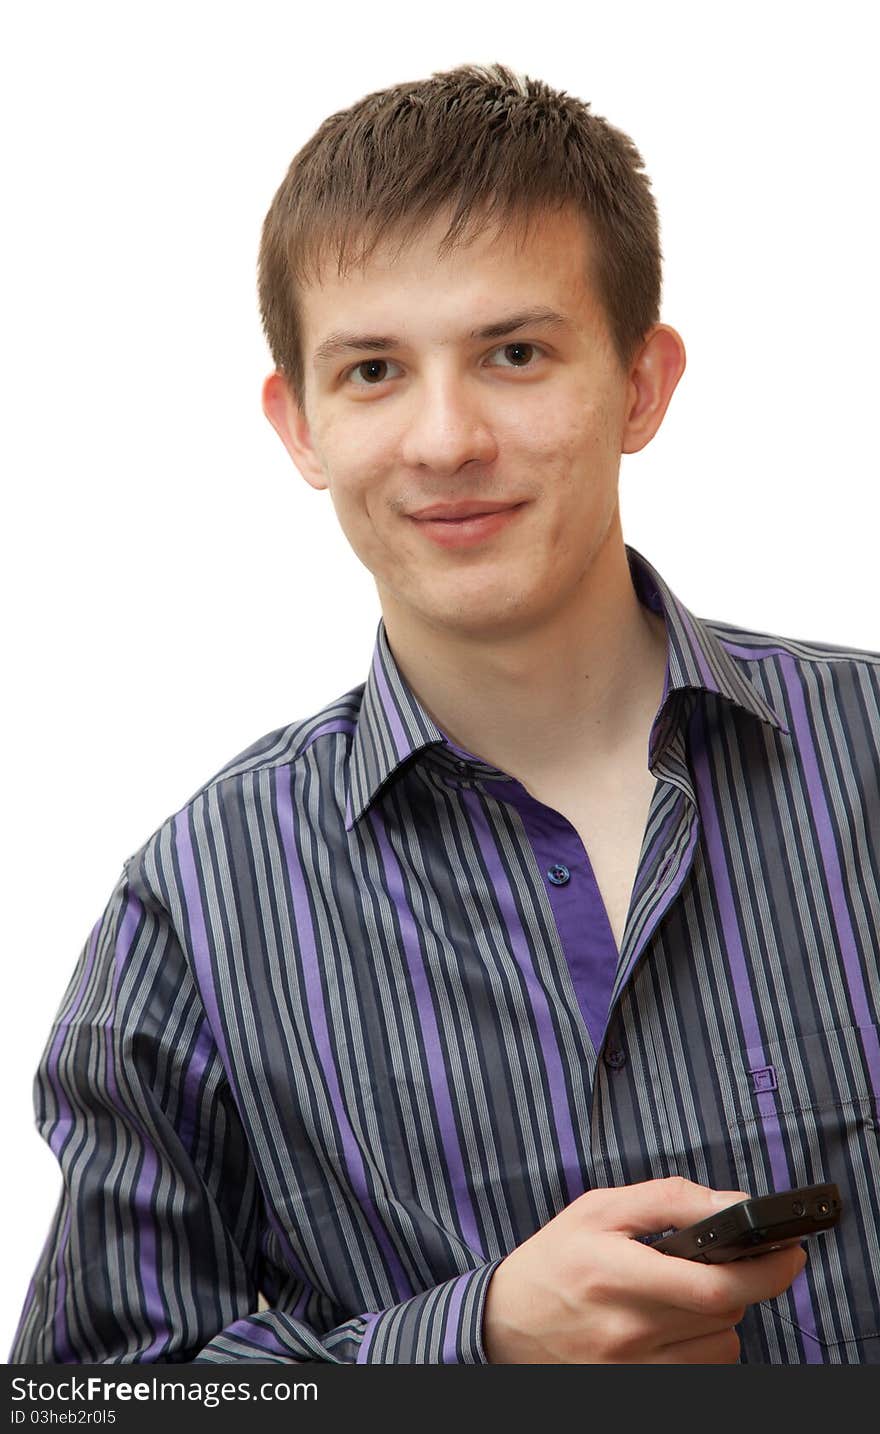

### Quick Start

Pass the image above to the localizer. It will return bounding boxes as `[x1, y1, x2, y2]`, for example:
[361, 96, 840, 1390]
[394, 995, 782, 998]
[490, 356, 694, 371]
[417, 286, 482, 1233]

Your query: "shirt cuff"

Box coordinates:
[356, 1258, 506, 1364]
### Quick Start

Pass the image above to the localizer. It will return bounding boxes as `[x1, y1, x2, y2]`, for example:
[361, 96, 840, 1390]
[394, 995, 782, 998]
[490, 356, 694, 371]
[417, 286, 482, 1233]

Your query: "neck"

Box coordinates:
[378, 524, 668, 786]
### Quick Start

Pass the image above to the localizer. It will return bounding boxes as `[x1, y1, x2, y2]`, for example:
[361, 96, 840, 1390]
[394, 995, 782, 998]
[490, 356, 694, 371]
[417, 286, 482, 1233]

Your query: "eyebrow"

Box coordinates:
[311, 306, 574, 369]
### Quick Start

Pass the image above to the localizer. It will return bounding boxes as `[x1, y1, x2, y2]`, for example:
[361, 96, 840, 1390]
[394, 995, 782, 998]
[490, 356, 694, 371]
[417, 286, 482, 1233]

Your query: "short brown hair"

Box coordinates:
[257, 62, 662, 406]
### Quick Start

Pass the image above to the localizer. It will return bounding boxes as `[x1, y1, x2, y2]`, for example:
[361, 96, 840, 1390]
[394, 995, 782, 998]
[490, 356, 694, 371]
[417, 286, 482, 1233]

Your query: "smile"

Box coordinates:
[410, 503, 527, 549]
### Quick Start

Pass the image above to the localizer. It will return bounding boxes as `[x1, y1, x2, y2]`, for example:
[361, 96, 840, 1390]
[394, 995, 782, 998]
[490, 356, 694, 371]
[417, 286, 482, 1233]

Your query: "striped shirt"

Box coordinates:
[10, 544, 880, 1365]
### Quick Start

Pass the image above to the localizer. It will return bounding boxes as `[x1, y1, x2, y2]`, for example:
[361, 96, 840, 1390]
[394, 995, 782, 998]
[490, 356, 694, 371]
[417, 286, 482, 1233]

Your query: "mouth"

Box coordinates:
[409, 502, 528, 549]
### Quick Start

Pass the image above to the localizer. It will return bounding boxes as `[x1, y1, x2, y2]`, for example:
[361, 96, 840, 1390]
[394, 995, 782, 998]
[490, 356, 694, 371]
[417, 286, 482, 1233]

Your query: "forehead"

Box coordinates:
[299, 206, 604, 358]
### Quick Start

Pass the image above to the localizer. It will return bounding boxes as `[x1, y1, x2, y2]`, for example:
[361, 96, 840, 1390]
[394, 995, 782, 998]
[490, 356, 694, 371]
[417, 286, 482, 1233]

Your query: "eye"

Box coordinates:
[486, 341, 544, 370]
[346, 358, 403, 386]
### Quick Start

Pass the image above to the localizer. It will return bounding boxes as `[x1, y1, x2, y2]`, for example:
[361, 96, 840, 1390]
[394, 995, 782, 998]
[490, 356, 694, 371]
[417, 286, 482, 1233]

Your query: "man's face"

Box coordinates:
[275, 206, 639, 642]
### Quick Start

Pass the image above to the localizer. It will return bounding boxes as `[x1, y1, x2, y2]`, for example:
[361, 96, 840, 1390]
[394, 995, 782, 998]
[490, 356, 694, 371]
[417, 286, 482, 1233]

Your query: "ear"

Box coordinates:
[620, 324, 687, 455]
[261, 372, 328, 491]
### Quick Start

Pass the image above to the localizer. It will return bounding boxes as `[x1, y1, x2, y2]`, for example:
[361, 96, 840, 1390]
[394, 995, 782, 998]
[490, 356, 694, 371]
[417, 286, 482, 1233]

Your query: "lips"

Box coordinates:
[410, 501, 524, 522]
[409, 502, 527, 549]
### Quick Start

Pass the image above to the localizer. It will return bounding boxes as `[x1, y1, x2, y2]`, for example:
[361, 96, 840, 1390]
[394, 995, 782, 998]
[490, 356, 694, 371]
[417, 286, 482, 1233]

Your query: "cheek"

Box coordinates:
[315, 409, 399, 498]
[326, 479, 379, 554]
[323, 459, 398, 571]
[310, 408, 358, 473]
[515, 402, 617, 501]
[310, 414, 377, 514]
[511, 384, 618, 457]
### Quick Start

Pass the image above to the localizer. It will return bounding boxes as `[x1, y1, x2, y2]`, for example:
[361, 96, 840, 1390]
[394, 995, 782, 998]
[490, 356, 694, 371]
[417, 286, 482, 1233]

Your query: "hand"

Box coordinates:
[482, 1176, 807, 1364]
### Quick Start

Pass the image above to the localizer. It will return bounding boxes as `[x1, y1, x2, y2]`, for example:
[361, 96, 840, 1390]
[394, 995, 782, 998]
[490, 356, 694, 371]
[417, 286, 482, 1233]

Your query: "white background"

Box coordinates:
[2, 0, 877, 1358]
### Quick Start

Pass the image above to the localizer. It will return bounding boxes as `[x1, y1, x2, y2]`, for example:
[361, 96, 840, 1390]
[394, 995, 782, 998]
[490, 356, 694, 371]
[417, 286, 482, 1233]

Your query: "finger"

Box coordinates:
[602, 1297, 750, 1354]
[585, 1223, 806, 1318]
[696, 1243, 808, 1309]
[577, 1176, 751, 1237]
[641, 1239, 807, 1318]
[649, 1327, 742, 1364]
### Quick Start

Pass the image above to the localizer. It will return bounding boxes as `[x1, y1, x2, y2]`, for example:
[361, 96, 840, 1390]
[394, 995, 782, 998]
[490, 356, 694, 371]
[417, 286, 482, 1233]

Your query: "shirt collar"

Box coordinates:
[344, 544, 790, 830]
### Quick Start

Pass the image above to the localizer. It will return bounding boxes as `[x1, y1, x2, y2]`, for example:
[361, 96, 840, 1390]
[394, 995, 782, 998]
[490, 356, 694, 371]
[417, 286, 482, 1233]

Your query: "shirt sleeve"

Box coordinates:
[9, 866, 504, 1365]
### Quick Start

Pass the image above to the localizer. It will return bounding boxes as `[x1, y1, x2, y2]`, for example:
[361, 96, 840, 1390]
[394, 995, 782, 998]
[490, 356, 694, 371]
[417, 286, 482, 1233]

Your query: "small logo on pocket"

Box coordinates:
[749, 1064, 778, 1094]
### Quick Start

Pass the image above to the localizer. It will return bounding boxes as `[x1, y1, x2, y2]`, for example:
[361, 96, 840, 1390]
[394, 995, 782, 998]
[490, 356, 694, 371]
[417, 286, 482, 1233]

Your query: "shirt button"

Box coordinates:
[547, 863, 571, 886]
[455, 760, 469, 773]
[604, 1046, 627, 1070]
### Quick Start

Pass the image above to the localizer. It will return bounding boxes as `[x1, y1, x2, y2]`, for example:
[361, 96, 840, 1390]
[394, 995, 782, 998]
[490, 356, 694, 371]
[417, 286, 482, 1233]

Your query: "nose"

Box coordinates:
[398, 366, 498, 474]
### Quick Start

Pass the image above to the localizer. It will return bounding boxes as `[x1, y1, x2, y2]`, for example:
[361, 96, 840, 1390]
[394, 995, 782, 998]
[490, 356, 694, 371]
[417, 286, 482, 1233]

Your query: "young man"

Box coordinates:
[11, 64, 880, 1365]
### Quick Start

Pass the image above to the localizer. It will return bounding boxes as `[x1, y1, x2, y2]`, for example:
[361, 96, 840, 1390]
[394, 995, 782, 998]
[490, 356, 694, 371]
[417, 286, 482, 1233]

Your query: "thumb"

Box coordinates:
[576, 1176, 751, 1237]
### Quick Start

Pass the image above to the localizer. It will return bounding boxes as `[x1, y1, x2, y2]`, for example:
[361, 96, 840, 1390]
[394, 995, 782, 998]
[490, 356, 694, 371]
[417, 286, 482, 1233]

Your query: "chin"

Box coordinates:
[382, 568, 546, 628]
[434, 595, 543, 635]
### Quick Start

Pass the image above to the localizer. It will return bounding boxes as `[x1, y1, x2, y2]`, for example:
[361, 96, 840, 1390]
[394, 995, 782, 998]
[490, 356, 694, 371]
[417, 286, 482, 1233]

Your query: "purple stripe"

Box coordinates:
[489, 777, 616, 1052]
[273, 768, 413, 1297]
[216, 1315, 303, 1357]
[173, 809, 314, 1292]
[441, 1271, 469, 1362]
[356, 1310, 381, 1362]
[174, 1017, 215, 1155]
[307, 719, 356, 742]
[779, 654, 880, 1115]
[370, 807, 484, 1254]
[462, 784, 581, 1204]
[690, 703, 822, 1359]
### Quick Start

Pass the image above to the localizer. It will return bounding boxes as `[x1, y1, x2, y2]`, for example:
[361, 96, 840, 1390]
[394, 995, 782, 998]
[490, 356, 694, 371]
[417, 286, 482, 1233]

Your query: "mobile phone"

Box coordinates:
[644, 1182, 842, 1263]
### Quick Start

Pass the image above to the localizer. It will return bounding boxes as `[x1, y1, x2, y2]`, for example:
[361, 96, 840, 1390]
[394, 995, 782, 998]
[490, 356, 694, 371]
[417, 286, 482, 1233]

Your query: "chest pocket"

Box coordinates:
[729, 1022, 880, 1358]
